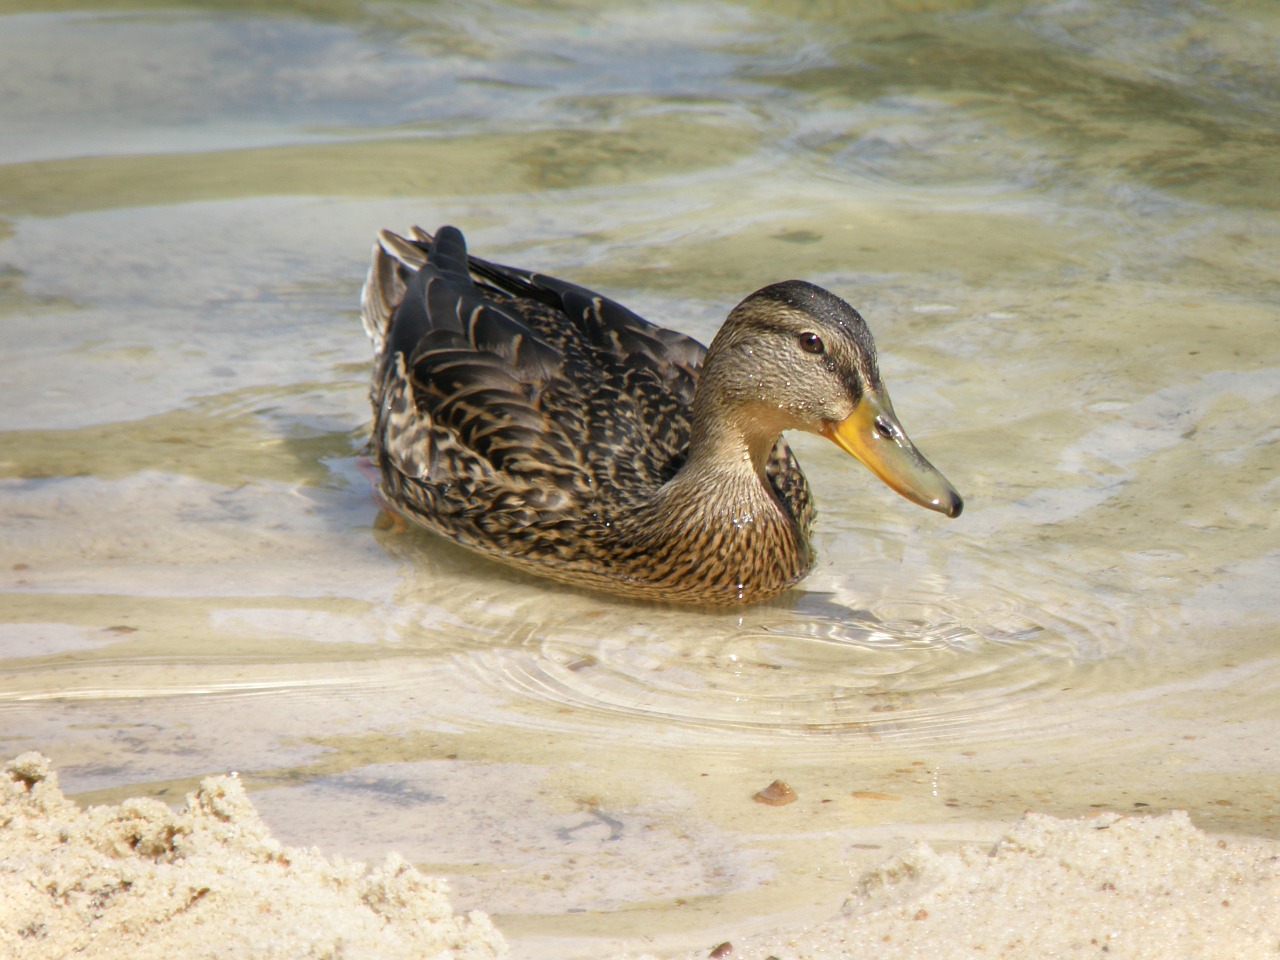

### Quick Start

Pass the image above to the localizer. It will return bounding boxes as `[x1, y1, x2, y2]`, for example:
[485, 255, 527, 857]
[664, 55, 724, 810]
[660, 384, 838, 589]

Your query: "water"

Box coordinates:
[1, 1, 1277, 954]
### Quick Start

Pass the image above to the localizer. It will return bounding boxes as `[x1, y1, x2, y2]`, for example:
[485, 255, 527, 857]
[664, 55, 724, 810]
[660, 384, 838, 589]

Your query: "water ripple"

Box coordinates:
[447, 584, 1120, 750]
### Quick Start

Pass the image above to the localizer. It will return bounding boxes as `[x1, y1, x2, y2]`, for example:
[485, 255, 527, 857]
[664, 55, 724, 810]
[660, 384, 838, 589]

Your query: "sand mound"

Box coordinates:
[5, 753, 1278, 960]
[657, 809, 1280, 960]
[0, 753, 506, 960]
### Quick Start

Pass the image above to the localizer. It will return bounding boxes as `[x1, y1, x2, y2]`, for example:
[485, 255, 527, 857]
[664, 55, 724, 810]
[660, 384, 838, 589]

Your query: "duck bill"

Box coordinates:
[820, 392, 963, 518]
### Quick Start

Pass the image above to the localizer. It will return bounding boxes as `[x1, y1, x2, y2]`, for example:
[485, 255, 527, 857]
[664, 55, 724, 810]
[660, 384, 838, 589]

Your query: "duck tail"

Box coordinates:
[425, 225, 471, 285]
[361, 224, 482, 357]
[361, 231, 414, 356]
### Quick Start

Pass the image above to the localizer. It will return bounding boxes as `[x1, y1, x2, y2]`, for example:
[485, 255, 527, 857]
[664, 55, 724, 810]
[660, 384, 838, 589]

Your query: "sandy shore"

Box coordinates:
[3, 754, 1277, 960]
[0, 754, 505, 960]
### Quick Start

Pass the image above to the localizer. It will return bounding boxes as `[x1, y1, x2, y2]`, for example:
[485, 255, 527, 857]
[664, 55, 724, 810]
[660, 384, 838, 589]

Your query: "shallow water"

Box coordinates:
[1, 0, 1277, 954]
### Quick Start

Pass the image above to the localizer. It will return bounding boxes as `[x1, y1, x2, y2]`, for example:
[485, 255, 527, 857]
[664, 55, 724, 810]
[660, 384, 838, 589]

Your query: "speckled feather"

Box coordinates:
[361, 226, 817, 604]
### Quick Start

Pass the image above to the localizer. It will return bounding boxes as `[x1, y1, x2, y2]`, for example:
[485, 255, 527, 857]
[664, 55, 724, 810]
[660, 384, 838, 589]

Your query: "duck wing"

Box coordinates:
[360, 225, 812, 554]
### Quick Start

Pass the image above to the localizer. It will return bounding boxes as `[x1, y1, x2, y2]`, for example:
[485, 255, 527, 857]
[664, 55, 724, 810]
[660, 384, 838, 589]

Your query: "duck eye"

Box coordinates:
[798, 332, 825, 355]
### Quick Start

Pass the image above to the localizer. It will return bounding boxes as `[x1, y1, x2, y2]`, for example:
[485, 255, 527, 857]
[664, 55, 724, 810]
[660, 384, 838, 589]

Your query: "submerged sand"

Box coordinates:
[2, 754, 1277, 960]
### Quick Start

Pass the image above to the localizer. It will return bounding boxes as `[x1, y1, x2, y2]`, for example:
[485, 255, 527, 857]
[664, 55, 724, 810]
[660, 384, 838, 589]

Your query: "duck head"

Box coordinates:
[697, 279, 963, 518]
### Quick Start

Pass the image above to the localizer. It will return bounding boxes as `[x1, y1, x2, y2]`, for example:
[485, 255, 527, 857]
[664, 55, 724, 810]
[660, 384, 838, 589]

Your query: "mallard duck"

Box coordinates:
[361, 226, 961, 606]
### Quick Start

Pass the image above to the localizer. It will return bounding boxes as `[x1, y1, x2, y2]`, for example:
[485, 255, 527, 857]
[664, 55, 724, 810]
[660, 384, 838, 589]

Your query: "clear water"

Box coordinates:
[1, 1, 1277, 954]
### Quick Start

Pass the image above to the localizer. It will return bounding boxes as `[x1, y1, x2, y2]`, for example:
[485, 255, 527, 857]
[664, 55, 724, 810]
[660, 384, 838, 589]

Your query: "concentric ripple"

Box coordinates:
[444, 577, 1128, 750]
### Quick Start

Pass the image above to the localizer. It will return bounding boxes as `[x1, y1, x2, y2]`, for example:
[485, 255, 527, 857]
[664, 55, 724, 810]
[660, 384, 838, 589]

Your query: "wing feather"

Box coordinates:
[362, 225, 810, 555]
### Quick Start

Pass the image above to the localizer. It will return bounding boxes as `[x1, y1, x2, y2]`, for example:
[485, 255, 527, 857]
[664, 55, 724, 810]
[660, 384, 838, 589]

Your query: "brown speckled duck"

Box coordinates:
[361, 225, 961, 606]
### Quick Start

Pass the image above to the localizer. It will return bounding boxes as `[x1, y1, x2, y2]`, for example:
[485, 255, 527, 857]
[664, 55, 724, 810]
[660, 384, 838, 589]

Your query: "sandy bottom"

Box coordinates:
[3, 755, 1277, 960]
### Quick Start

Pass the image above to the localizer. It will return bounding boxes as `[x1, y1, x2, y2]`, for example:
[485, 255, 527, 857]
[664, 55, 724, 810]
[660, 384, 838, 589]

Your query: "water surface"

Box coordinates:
[1, 1, 1277, 954]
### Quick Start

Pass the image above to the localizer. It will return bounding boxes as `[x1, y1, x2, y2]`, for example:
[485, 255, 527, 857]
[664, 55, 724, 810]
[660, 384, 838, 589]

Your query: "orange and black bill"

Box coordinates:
[820, 390, 963, 518]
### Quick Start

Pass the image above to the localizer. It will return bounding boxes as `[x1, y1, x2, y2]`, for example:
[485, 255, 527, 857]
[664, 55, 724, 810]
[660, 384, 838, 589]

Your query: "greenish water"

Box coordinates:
[1, 1, 1277, 954]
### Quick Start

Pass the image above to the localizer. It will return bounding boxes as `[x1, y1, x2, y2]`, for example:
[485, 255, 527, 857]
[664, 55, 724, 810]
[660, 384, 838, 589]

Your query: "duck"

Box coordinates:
[360, 225, 961, 606]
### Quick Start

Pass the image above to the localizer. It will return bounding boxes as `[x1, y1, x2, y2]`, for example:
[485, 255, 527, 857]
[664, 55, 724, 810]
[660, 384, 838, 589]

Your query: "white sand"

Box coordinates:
[650, 811, 1280, 960]
[0, 754, 506, 959]
[3, 754, 1277, 960]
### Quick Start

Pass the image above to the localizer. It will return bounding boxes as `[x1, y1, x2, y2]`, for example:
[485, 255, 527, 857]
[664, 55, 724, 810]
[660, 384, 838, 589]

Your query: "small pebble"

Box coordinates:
[753, 780, 797, 806]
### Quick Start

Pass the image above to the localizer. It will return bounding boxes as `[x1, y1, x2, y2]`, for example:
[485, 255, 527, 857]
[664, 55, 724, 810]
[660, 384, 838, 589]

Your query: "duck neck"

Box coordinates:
[680, 404, 780, 492]
[615, 405, 807, 604]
